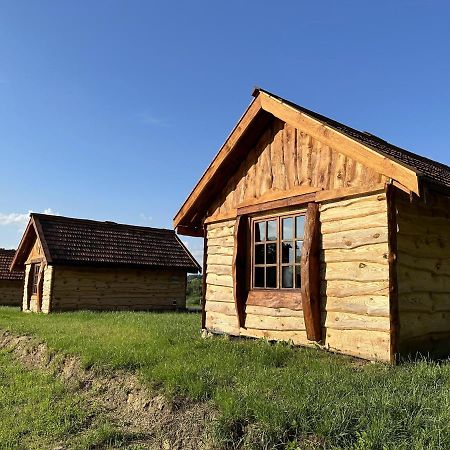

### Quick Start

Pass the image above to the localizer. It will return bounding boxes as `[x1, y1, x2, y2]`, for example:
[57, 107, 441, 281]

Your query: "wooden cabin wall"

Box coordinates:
[396, 191, 450, 357]
[204, 219, 239, 335]
[50, 266, 187, 312]
[0, 280, 23, 306]
[22, 265, 52, 312]
[21, 235, 47, 312]
[208, 119, 387, 218]
[22, 264, 32, 311]
[202, 118, 395, 361]
[320, 192, 391, 361]
[41, 266, 53, 313]
[205, 218, 312, 346]
[205, 192, 391, 361]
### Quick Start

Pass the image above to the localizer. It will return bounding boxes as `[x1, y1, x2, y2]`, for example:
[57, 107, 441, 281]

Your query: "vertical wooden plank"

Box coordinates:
[299, 132, 313, 186]
[233, 215, 248, 328]
[331, 152, 347, 189]
[246, 153, 257, 201]
[309, 138, 320, 186]
[301, 203, 322, 341]
[295, 129, 302, 186]
[271, 121, 286, 191]
[48, 265, 55, 313]
[386, 183, 400, 364]
[259, 131, 273, 196]
[316, 143, 332, 189]
[344, 157, 357, 188]
[36, 262, 46, 313]
[283, 123, 297, 189]
[201, 226, 208, 329]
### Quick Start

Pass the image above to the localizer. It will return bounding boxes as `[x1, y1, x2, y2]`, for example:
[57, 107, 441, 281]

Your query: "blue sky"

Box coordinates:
[1, 1, 449, 262]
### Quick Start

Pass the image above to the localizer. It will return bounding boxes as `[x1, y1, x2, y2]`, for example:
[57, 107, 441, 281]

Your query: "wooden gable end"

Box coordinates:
[207, 117, 388, 220]
[175, 90, 420, 233]
[24, 236, 45, 264]
[10, 216, 50, 271]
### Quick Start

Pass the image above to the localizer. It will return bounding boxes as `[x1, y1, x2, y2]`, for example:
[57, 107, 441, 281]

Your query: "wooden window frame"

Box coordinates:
[250, 209, 306, 291]
[31, 263, 41, 296]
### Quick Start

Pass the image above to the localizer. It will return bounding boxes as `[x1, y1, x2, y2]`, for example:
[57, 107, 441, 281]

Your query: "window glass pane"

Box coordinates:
[295, 240, 303, 263]
[295, 266, 302, 288]
[267, 220, 277, 241]
[255, 244, 265, 264]
[296, 216, 305, 238]
[266, 266, 277, 288]
[266, 243, 277, 264]
[282, 217, 293, 240]
[255, 222, 265, 242]
[254, 267, 264, 288]
[282, 266, 294, 288]
[282, 242, 294, 264]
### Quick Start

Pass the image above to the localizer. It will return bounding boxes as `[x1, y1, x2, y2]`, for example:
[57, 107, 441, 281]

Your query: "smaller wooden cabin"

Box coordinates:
[10, 214, 200, 313]
[0, 249, 24, 306]
[175, 88, 450, 363]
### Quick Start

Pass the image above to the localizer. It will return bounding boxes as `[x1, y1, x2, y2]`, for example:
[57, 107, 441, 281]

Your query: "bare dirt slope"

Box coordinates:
[0, 329, 218, 450]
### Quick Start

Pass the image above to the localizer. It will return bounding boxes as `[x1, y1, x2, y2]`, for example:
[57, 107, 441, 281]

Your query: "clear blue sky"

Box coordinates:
[1, 1, 449, 261]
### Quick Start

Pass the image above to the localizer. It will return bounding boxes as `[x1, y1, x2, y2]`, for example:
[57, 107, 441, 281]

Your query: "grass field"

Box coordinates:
[0, 348, 131, 449]
[1, 306, 450, 449]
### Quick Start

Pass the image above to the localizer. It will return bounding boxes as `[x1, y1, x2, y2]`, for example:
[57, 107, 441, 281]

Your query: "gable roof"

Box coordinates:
[11, 214, 201, 273]
[174, 88, 450, 231]
[0, 249, 23, 281]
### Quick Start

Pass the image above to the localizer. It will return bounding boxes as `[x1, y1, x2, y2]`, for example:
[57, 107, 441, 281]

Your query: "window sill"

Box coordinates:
[247, 289, 303, 311]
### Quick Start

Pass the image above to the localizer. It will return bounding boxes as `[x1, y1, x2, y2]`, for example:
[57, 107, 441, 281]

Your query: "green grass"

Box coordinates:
[1, 307, 450, 449]
[0, 348, 130, 449]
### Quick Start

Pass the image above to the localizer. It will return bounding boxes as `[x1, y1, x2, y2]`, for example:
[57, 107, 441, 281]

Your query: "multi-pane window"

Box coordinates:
[31, 263, 40, 295]
[252, 214, 305, 289]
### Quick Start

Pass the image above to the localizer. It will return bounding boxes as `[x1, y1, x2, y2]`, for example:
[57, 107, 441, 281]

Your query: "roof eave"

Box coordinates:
[9, 215, 52, 271]
[173, 95, 264, 229]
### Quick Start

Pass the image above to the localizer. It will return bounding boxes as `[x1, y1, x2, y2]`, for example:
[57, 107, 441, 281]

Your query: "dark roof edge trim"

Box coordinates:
[254, 87, 426, 180]
[173, 233, 202, 273]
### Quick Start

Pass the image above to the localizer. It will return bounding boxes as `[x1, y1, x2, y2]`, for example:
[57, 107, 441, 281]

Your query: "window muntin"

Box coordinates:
[31, 263, 40, 295]
[252, 213, 305, 290]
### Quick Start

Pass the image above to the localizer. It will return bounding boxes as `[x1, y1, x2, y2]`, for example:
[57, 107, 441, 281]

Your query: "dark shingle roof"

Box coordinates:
[32, 214, 200, 272]
[0, 249, 23, 281]
[260, 89, 450, 189]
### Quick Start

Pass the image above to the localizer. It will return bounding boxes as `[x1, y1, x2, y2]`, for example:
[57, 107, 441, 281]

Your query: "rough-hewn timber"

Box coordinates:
[208, 119, 387, 220]
[49, 266, 187, 312]
[396, 191, 450, 357]
[205, 192, 391, 361]
[0, 281, 23, 306]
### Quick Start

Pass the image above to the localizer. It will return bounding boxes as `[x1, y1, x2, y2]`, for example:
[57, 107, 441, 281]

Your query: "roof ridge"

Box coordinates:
[173, 233, 202, 272]
[31, 213, 175, 234]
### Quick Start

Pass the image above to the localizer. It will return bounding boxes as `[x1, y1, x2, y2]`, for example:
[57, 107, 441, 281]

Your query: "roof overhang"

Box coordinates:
[10, 215, 51, 271]
[174, 88, 422, 233]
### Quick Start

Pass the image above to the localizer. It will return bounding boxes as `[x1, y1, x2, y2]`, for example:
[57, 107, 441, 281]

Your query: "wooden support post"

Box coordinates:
[301, 203, 322, 342]
[36, 262, 46, 313]
[233, 215, 248, 328]
[201, 226, 207, 329]
[386, 183, 400, 364]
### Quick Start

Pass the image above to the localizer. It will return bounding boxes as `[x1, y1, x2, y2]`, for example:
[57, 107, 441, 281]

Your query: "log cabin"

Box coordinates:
[0, 249, 23, 306]
[10, 214, 200, 313]
[174, 87, 450, 363]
